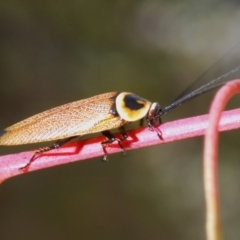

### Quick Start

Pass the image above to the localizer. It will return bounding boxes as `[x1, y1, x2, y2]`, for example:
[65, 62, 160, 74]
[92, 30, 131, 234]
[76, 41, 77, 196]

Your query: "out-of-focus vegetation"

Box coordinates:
[1, 1, 240, 239]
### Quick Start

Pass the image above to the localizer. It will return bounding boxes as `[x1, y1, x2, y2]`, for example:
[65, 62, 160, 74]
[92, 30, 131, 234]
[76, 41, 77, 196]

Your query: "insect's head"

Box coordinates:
[146, 102, 162, 126]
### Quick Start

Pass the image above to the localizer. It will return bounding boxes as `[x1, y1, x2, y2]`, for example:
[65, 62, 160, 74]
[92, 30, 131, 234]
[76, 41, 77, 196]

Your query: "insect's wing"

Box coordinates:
[0, 92, 125, 145]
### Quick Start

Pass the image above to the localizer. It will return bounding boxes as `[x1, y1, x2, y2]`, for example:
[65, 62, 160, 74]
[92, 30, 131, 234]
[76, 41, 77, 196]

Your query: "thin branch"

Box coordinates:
[0, 108, 240, 183]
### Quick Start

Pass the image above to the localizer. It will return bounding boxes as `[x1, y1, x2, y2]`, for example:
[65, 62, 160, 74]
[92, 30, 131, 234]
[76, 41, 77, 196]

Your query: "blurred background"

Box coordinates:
[1, 0, 240, 239]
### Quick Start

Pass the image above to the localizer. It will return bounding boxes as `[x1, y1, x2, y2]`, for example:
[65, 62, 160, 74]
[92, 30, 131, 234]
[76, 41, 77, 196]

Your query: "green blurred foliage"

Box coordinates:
[0, 0, 240, 239]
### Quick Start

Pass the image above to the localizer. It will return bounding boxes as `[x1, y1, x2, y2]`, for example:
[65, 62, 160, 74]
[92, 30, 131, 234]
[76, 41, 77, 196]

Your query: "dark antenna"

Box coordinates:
[173, 42, 240, 101]
[158, 65, 240, 117]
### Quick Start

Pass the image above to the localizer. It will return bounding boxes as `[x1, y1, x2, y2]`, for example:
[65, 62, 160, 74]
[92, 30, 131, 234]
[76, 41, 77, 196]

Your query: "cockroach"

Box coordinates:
[0, 92, 162, 170]
[0, 65, 239, 171]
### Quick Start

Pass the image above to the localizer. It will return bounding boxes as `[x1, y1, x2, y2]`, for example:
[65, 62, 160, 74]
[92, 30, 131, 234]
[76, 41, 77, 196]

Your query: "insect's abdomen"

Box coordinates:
[0, 92, 127, 145]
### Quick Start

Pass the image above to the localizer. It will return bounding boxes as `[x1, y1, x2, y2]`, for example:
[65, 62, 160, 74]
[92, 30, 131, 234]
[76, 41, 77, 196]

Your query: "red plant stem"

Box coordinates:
[204, 80, 240, 240]
[0, 108, 240, 183]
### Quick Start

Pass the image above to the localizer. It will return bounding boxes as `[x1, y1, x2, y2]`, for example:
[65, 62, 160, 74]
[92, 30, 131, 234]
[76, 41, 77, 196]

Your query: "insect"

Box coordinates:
[0, 92, 162, 170]
[0, 63, 239, 171]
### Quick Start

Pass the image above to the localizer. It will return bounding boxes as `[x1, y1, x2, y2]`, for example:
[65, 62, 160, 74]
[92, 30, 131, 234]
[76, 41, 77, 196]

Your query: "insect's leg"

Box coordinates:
[101, 130, 126, 161]
[19, 136, 79, 172]
[159, 117, 162, 124]
[118, 126, 128, 141]
[147, 119, 163, 140]
[139, 118, 144, 127]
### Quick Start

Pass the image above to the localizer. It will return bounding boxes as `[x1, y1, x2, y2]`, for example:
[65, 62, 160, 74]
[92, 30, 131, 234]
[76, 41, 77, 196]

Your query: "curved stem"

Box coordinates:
[204, 80, 240, 240]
